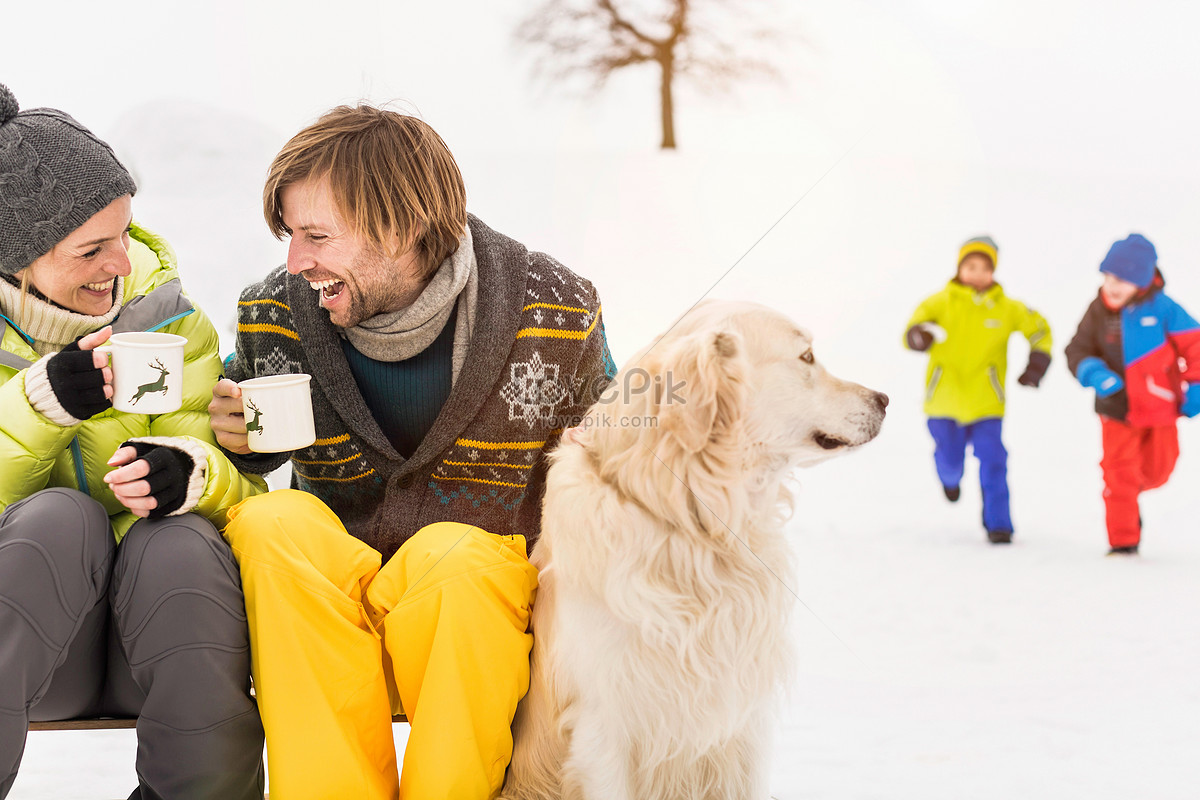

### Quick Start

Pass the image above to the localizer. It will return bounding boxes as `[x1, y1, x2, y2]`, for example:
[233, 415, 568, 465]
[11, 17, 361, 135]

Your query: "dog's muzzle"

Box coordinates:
[813, 432, 849, 450]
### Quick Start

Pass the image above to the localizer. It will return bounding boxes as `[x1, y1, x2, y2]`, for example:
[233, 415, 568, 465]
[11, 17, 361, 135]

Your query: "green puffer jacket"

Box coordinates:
[0, 224, 266, 540]
[904, 280, 1052, 424]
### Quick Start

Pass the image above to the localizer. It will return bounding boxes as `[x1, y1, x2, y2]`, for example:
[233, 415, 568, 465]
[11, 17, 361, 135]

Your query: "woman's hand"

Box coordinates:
[105, 442, 195, 518]
[46, 326, 115, 419]
[77, 326, 114, 359]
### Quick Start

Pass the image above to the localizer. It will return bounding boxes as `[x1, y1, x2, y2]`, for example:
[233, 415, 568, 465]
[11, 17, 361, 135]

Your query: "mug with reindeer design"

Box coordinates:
[95, 332, 187, 414]
[238, 374, 316, 453]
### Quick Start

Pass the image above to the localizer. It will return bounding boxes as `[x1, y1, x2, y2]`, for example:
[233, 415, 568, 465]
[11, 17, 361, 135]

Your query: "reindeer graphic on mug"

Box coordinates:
[129, 358, 171, 406]
[244, 397, 265, 437]
[237, 374, 314, 452]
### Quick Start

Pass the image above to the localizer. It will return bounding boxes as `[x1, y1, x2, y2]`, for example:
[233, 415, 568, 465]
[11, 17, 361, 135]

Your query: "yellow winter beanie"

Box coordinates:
[957, 236, 998, 269]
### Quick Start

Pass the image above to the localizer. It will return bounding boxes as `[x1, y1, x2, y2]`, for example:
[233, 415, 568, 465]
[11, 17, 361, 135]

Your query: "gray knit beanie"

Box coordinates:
[0, 83, 137, 275]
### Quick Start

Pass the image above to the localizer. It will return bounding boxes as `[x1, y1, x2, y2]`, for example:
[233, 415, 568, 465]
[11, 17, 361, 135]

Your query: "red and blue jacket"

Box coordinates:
[1065, 274, 1200, 426]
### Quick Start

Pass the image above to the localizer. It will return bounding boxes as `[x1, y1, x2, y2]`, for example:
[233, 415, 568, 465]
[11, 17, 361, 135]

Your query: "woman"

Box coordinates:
[0, 84, 266, 799]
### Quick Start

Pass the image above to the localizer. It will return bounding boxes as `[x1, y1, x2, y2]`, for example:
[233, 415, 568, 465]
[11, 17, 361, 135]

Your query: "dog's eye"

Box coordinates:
[800, 350, 814, 364]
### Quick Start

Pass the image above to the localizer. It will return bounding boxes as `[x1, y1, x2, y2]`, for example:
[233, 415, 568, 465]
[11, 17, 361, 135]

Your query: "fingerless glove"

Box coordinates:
[120, 441, 197, 519]
[24, 341, 113, 425]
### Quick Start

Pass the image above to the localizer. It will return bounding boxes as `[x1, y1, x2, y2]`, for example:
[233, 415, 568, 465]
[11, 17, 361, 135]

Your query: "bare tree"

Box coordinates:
[516, 0, 781, 149]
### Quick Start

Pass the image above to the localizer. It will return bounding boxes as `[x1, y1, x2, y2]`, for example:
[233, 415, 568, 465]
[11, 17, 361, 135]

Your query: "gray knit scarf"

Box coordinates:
[342, 226, 477, 382]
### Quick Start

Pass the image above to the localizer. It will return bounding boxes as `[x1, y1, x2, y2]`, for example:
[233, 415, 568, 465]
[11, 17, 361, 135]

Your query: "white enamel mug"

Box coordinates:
[95, 332, 187, 414]
[238, 374, 317, 453]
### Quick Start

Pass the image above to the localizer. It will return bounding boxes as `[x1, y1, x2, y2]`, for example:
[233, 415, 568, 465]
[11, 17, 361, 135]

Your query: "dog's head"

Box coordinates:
[729, 304, 887, 470]
[576, 300, 887, 490]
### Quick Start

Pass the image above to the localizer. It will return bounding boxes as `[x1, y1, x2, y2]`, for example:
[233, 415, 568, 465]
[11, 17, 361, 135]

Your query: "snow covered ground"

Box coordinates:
[7, 0, 1200, 797]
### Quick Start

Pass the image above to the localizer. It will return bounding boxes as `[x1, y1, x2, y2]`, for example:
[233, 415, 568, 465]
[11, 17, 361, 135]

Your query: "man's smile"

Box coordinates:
[308, 277, 346, 304]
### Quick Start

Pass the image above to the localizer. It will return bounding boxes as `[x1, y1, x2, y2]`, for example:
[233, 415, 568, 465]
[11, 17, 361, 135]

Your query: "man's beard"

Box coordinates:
[329, 250, 411, 328]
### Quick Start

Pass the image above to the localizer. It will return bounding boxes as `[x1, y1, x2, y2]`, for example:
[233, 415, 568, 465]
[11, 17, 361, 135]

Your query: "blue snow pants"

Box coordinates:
[927, 416, 1013, 533]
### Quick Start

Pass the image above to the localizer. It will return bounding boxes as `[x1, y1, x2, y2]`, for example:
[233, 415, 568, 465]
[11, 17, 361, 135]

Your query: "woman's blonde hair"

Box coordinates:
[264, 105, 467, 280]
[18, 270, 30, 323]
[1, 267, 36, 327]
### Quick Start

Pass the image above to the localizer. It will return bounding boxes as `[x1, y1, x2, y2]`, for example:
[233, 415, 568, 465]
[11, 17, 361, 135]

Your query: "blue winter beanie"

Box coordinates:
[1099, 234, 1157, 289]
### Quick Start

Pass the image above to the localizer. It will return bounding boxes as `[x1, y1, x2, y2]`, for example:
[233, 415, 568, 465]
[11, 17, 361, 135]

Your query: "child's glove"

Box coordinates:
[1076, 357, 1124, 398]
[1182, 384, 1200, 418]
[1017, 352, 1051, 388]
[905, 322, 947, 352]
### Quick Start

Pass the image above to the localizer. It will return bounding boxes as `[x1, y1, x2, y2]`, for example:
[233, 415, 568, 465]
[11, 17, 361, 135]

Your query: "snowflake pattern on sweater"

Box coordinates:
[223, 216, 614, 561]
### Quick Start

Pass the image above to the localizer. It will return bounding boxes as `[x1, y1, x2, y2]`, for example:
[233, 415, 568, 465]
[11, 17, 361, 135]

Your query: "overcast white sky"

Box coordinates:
[3, 0, 1200, 355]
[5, 0, 1199, 170]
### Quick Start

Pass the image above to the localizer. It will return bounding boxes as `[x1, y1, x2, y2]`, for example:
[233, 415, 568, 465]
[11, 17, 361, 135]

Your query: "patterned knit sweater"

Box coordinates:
[224, 215, 615, 561]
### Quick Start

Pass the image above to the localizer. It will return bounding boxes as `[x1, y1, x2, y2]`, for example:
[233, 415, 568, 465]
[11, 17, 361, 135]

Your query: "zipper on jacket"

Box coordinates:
[147, 308, 194, 332]
[926, 366, 942, 402]
[70, 437, 90, 496]
[0, 312, 35, 345]
[988, 366, 1006, 402]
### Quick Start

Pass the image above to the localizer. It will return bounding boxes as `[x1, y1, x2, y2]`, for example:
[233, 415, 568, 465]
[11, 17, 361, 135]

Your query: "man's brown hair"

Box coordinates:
[264, 105, 467, 279]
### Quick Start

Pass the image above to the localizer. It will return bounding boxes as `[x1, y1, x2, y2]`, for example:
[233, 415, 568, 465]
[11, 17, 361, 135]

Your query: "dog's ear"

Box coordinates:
[659, 329, 747, 453]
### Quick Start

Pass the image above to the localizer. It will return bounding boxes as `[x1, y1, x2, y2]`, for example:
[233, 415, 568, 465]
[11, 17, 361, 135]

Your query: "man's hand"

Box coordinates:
[209, 378, 251, 454]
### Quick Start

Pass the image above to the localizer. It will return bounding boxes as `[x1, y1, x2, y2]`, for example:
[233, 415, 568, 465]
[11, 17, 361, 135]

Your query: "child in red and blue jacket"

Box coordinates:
[1065, 234, 1200, 555]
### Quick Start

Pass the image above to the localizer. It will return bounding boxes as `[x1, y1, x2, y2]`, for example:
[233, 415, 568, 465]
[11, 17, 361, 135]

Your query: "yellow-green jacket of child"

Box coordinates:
[904, 280, 1052, 424]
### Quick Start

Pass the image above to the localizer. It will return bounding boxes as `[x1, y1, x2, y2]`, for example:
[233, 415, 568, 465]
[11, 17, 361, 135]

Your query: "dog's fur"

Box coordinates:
[501, 300, 886, 800]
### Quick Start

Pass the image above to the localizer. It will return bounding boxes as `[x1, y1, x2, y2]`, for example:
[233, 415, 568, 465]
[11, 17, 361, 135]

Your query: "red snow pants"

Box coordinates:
[1100, 417, 1179, 549]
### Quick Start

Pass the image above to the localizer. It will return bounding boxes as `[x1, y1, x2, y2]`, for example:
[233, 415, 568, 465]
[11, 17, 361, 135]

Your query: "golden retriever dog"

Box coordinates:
[501, 300, 887, 800]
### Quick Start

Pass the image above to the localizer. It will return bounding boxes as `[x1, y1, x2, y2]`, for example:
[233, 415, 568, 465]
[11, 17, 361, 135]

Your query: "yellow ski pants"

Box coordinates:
[223, 490, 539, 800]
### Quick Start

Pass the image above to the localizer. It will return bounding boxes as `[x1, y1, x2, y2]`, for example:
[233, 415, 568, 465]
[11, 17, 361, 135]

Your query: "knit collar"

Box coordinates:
[0, 274, 124, 355]
[287, 214, 529, 469]
[342, 225, 476, 363]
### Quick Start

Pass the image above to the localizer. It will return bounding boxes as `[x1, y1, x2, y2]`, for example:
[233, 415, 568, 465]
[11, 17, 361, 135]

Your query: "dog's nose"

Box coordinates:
[872, 392, 889, 411]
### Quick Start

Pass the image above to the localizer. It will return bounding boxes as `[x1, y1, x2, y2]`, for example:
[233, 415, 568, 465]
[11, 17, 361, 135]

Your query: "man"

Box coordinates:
[209, 105, 615, 799]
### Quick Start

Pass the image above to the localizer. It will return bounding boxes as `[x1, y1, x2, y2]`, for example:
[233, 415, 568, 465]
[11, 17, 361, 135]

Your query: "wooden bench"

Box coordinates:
[29, 718, 138, 731]
[28, 716, 410, 798]
[30, 715, 408, 731]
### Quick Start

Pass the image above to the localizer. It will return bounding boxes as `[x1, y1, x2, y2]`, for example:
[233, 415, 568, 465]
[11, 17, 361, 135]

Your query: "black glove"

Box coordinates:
[120, 441, 195, 519]
[905, 325, 934, 352]
[45, 340, 112, 420]
[1017, 351, 1051, 388]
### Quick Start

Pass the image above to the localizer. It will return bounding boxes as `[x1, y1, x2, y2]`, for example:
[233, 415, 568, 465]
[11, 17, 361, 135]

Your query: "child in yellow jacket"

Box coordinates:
[904, 236, 1052, 543]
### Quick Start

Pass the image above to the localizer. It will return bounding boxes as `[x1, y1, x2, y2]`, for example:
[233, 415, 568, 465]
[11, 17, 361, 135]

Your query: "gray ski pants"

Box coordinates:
[0, 488, 264, 800]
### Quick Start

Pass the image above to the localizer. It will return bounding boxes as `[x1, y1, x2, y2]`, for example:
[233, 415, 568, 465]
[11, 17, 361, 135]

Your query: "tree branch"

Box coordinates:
[595, 0, 664, 47]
